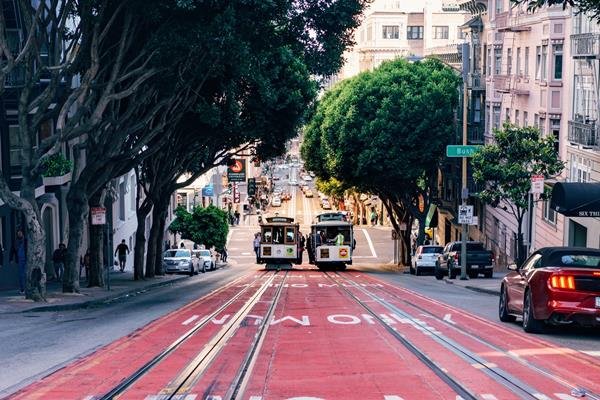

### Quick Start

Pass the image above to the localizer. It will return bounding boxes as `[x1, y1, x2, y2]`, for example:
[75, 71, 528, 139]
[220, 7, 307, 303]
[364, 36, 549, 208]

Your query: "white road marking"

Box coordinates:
[182, 315, 199, 325]
[241, 252, 252, 255]
[481, 395, 498, 400]
[582, 350, 600, 357]
[361, 229, 378, 258]
[443, 313, 456, 325]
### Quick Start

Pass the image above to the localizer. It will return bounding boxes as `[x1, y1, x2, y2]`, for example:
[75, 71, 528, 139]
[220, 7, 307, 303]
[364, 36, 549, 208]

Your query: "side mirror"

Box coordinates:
[507, 263, 518, 271]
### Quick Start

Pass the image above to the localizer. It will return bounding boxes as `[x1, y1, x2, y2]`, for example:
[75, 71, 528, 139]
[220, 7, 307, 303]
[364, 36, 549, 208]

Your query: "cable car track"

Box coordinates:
[328, 271, 600, 400]
[100, 271, 282, 400]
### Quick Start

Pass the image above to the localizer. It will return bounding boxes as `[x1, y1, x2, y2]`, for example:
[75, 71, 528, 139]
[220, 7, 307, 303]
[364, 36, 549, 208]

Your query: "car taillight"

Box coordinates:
[549, 275, 575, 290]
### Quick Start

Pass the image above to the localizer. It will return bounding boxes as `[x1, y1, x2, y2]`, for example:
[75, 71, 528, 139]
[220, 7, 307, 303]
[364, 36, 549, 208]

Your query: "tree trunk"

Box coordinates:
[516, 215, 526, 267]
[87, 191, 106, 287]
[63, 188, 89, 293]
[135, 199, 152, 280]
[149, 202, 168, 276]
[23, 206, 47, 301]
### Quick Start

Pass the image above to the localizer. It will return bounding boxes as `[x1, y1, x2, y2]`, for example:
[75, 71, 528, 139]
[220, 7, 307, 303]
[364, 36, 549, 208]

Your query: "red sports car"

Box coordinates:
[499, 247, 600, 333]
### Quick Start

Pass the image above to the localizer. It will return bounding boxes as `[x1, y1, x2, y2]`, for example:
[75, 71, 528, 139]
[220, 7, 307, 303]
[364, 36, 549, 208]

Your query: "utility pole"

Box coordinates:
[460, 42, 470, 281]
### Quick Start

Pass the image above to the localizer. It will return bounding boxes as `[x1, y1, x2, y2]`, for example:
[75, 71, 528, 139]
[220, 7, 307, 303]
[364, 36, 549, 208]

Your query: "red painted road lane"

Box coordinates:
[343, 272, 600, 396]
[327, 273, 524, 399]
[242, 271, 460, 400]
[119, 274, 285, 399]
[10, 271, 265, 400]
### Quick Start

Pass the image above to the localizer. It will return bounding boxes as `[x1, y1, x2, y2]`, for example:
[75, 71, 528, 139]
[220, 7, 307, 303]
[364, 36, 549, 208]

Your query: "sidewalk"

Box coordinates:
[0, 270, 189, 314]
[442, 272, 504, 296]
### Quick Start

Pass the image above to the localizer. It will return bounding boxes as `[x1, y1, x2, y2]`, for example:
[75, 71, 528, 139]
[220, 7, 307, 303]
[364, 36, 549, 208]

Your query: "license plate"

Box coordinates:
[596, 297, 600, 308]
[472, 265, 479, 269]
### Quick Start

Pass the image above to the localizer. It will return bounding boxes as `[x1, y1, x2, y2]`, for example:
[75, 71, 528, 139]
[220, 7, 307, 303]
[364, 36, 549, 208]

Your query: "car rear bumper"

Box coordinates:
[544, 299, 600, 325]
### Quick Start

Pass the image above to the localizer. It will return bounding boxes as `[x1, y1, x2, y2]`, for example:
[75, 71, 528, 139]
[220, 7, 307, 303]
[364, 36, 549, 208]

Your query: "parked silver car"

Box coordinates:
[193, 249, 216, 272]
[163, 249, 197, 275]
[411, 245, 444, 276]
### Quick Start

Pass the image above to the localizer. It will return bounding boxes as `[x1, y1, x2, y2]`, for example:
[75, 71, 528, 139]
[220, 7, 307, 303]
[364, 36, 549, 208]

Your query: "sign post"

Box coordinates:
[91, 207, 110, 291]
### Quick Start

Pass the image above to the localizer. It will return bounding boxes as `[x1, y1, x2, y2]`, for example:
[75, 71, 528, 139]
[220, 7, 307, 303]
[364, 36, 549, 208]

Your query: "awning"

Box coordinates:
[550, 182, 600, 217]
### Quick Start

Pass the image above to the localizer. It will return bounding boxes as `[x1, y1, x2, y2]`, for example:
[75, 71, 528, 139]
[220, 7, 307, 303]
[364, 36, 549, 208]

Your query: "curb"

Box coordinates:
[22, 275, 189, 313]
[443, 277, 500, 296]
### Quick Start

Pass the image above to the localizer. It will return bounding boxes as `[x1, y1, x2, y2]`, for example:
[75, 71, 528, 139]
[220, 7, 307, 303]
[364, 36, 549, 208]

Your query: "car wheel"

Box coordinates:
[499, 285, 516, 322]
[201, 263, 206, 273]
[415, 266, 421, 276]
[409, 265, 415, 275]
[522, 290, 545, 333]
[434, 263, 444, 280]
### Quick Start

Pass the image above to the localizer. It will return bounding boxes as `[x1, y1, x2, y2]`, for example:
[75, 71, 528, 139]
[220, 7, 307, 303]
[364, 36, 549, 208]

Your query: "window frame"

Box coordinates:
[433, 26, 449, 40]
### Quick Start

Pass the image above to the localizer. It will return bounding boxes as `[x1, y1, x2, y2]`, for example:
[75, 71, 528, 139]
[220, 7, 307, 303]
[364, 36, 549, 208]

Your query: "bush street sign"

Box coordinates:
[446, 145, 481, 157]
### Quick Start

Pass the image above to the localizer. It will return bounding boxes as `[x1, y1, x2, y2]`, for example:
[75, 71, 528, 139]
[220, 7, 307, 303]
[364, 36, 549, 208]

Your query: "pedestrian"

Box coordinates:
[80, 249, 90, 280]
[10, 229, 27, 294]
[234, 210, 240, 225]
[253, 233, 261, 263]
[52, 243, 67, 281]
[298, 233, 305, 264]
[114, 239, 130, 272]
[370, 209, 377, 226]
[307, 233, 314, 264]
[221, 246, 228, 263]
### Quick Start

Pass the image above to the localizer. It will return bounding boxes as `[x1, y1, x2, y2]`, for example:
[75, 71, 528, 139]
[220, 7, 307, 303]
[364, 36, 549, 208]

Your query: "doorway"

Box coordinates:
[569, 220, 587, 247]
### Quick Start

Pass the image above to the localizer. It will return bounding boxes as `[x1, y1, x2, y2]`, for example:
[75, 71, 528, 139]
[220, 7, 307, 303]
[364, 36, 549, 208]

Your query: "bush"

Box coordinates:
[42, 154, 73, 177]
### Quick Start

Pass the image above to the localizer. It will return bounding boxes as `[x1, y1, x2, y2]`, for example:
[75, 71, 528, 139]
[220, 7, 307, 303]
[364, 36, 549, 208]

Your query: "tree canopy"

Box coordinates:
[169, 206, 229, 251]
[511, 0, 599, 20]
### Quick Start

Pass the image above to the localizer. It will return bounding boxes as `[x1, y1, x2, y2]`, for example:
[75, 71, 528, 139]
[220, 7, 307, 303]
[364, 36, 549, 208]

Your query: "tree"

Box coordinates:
[302, 58, 460, 264]
[169, 206, 229, 251]
[511, 0, 599, 20]
[471, 123, 564, 266]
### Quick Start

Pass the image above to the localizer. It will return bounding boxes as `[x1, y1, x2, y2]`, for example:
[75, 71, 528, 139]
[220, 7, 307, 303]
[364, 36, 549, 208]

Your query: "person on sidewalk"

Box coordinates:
[115, 240, 130, 272]
[10, 229, 27, 294]
[370, 209, 377, 226]
[80, 249, 90, 280]
[234, 210, 240, 225]
[52, 243, 67, 281]
[220, 246, 228, 263]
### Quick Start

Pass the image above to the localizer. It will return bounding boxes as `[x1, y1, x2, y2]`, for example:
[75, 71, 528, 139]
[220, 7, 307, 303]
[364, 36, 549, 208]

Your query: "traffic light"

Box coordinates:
[247, 178, 256, 196]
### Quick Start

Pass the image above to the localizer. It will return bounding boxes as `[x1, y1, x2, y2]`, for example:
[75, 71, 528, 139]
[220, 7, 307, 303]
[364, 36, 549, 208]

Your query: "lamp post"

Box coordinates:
[459, 42, 470, 281]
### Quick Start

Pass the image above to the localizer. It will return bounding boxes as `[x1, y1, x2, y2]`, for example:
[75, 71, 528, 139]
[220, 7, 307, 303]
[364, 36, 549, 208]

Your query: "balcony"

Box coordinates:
[568, 120, 599, 148]
[571, 33, 600, 59]
[493, 74, 510, 93]
[467, 73, 485, 91]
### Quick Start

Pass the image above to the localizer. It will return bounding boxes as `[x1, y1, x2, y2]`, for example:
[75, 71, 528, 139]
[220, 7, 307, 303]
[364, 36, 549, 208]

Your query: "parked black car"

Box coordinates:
[435, 241, 494, 279]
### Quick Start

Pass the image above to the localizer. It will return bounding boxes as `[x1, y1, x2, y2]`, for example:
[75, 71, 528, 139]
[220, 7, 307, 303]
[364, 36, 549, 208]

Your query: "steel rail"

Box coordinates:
[100, 271, 271, 400]
[324, 271, 479, 400]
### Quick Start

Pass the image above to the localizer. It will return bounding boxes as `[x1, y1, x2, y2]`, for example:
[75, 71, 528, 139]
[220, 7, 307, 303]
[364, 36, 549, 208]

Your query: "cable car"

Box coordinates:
[258, 216, 303, 270]
[309, 212, 354, 270]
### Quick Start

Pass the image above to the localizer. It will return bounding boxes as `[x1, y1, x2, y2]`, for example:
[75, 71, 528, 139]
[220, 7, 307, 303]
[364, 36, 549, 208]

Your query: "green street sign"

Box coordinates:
[446, 145, 481, 157]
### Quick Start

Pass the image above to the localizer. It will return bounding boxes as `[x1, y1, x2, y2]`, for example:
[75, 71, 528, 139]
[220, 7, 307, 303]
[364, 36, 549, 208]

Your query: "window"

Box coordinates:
[9, 125, 21, 167]
[534, 113, 539, 128]
[515, 110, 520, 126]
[496, 0, 503, 14]
[539, 117, 546, 136]
[551, 119, 560, 155]
[543, 200, 557, 225]
[285, 228, 295, 244]
[382, 25, 399, 39]
[487, 48, 492, 75]
[505, 107, 511, 122]
[494, 48, 502, 75]
[516, 47, 521, 76]
[535, 46, 541, 79]
[493, 106, 501, 129]
[407, 26, 423, 40]
[457, 29, 466, 40]
[541, 44, 548, 80]
[570, 154, 592, 183]
[119, 181, 126, 221]
[553, 44, 563, 80]
[523, 111, 528, 126]
[367, 24, 372, 41]
[524, 47, 530, 76]
[433, 26, 449, 39]
[507, 48, 512, 75]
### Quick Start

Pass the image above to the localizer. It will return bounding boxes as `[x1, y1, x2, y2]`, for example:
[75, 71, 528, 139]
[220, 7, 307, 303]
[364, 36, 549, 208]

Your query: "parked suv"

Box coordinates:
[411, 245, 444, 276]
[435, 241, 494, 279]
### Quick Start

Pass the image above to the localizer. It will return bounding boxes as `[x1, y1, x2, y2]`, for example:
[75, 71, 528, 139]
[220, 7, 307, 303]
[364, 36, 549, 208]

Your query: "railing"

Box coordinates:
[568, 120, 599, 147]
[495, 11, 508, 30]
[571, 33, 600, 58]
[468, 73, 485, 90]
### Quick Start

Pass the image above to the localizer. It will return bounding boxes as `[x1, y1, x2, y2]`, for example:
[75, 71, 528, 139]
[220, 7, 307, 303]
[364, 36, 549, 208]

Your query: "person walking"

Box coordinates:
[115, 239, 130, 272]
[10, 229, 27, 294]
[370, 209, 377, 226]
[52, 243, 67, 281]
[306, 233, 314, 264]
[80, 249, 91, 280]
[253, 233, 261, 263]
[221, 246, 228, 263]
[234, 210, 240, 225]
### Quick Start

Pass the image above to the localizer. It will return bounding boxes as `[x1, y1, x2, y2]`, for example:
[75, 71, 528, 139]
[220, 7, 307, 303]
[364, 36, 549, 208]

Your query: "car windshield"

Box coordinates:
[422, 246, 443, 254]
[550, 252, 600, 268]
[198, 250, 211, 257]
[164, 250, 190, 258]
[466, 243, 485, 251]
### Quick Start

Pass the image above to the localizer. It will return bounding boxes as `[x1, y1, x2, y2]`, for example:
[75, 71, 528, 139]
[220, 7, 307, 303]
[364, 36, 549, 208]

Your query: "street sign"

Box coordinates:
[202, 185, 214, 197]
[446, 145, 481, 157]
[458, 205, 473, 224]
[91, 207, 106, 225]
[531, 174, 544, 194]
[233, 183, 240, 203]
